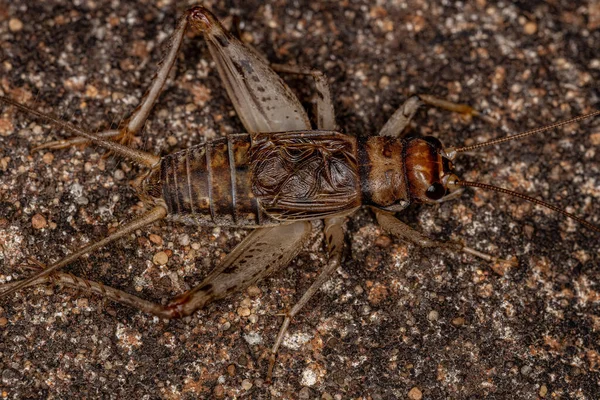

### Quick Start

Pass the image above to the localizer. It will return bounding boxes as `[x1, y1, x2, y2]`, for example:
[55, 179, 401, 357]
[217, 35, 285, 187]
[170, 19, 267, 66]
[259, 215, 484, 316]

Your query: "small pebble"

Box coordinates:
[237, 307, 251, 317]
[42, 152, 54, 164]
[179, 234, 190, 246]
[0, 119, 14, 137]
[451, 317, 465, 327]
[0, 157, 9, 171]
[247, 285, 262, 297]
[0, 317, 8, 327]
[153, 251, 169, 265]
[520, 365, 531, 376]
[427, 310, 439, 321]
[220, 321, 231, 331]
[539, 384, 548, 397]
[149, 234, 163, 246]
[524, 21, 537, 35]
[31, 214, 47, 229]
[75, 196, 89, 205]
[374, 234, 392, 248]
[9, 18, 23, 32]
[167, 136, 178, 146]
[227, 364, 235, 376]
[240, 298, 251, 308]
[378, 75, 390, 89]
[114, 169, 125, 180]
[298, 387, 311, 399]
[213, 384, 225, 398]
[408, 387, 422, 400]
[241, 379, 252, 390]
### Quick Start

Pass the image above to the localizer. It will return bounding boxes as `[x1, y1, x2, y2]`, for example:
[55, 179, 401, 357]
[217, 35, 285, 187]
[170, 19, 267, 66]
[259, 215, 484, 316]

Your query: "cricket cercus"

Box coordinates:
[0, 6, 598, 381]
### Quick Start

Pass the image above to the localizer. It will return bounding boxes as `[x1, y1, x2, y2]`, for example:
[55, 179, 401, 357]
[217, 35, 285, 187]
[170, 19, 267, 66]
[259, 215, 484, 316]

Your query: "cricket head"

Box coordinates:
[402, 135, 463, 205]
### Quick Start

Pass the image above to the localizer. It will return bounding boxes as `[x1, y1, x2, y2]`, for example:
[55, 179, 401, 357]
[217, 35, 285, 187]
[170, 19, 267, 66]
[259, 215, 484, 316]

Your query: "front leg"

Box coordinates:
[36, 11, 191, 150]
[378, 94, 496, 138]
[375, 210, 517, 266]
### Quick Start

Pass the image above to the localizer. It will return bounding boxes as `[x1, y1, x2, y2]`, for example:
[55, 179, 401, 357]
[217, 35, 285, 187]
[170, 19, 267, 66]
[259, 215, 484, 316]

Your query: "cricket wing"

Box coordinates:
[250, 131, 361, 221]
[167, 221, 312, 317]
[188, 7, 311, 133]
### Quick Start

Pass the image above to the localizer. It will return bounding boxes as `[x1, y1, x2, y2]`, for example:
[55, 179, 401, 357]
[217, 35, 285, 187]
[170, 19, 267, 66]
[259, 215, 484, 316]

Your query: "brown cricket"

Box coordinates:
[0, 6, 598, 381]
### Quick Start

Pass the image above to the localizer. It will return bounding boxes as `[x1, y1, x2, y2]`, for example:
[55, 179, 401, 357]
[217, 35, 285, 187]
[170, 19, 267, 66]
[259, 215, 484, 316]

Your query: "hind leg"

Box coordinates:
[1, 222, 311, 321]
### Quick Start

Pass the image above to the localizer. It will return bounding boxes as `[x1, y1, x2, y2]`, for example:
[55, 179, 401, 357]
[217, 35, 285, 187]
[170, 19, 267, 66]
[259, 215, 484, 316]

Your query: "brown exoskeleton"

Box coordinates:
[0, 6, 599, 382]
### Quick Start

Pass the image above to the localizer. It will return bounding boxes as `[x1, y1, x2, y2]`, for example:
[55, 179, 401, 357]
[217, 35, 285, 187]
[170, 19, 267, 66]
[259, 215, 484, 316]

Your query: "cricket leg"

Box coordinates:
[270, 64, 337, 131]
[0, 270, 179, 319]
[33, 129, 120, 151]
[375, 210, 517, 266]
[3, 221, 312, 320]
[0, 96, 161, 167]
[378, 94, 498, 138]
[418, 94, 497, 125]
[378, 95, 424, 137]
[166, 221, 312, 318]
[0, 206, 167, 300]
[267, 216, 345, 382]
[35, 10, 191, 150]
[187, 6, 311, 133]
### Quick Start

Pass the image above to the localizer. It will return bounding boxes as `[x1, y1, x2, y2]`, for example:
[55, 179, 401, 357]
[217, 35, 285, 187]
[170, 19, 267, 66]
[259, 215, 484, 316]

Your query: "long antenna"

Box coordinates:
[0, 96, 160, 167]
[454, 180, 600, 233]
[449, 110, 600, 154]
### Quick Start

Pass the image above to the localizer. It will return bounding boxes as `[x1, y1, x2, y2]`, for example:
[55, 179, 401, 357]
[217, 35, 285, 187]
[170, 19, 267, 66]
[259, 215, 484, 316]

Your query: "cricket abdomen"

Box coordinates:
[161, 133, 277, 227]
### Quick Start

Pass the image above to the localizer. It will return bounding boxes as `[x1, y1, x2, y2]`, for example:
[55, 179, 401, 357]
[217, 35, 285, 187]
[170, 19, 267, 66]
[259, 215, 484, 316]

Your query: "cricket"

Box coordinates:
[1, 3, 599, 390]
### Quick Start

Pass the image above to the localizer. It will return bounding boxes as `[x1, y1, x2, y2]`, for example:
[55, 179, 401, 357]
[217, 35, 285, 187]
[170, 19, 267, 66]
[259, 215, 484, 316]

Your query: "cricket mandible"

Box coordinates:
[0, 6, 598, 381]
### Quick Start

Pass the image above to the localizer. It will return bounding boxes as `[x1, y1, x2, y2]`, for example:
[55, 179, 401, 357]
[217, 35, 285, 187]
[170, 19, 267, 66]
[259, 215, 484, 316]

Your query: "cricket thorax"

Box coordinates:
[359, 135, 458, 211]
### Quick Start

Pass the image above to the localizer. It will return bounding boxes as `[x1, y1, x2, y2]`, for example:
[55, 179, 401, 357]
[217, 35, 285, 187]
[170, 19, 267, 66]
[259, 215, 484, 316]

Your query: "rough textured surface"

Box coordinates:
[1, 0, 599, 398]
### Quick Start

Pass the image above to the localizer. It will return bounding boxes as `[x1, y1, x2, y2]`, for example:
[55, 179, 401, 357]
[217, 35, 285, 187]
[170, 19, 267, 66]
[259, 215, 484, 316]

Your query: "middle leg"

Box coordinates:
[375, 210, 517, 266]
[267, 215, 346, 382]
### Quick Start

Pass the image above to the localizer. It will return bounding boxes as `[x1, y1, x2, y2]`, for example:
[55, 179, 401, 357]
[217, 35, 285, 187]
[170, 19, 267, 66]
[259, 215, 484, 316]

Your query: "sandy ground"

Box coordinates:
[1, 0, 599, 398]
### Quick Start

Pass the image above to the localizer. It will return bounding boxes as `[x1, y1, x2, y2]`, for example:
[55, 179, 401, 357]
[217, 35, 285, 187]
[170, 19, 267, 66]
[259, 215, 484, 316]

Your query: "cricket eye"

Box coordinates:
[425, 182, 446, 200]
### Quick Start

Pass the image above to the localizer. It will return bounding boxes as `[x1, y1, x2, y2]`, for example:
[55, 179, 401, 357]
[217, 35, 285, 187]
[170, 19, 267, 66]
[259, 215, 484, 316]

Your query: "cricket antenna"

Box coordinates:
[449, 179, 600, 234]
[0, 95, 160, 167]
[444, 110, 600, 159]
